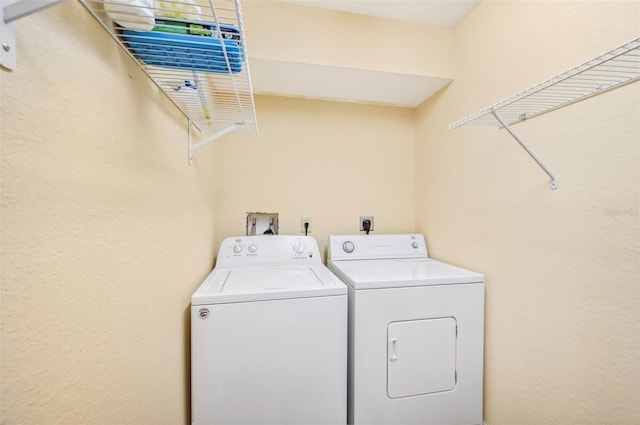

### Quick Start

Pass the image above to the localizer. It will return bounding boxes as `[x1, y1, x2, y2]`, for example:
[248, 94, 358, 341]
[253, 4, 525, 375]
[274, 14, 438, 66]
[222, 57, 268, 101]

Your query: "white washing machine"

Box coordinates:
[191, 235, 347, 425]
[328, 234, 484, 425]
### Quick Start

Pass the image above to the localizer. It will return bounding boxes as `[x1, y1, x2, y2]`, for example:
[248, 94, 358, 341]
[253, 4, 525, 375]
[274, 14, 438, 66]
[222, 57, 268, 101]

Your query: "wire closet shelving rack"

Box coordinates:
[2, 0, 258, 162]
[449, 37, 640, 190]
[80, 0, 258, 161]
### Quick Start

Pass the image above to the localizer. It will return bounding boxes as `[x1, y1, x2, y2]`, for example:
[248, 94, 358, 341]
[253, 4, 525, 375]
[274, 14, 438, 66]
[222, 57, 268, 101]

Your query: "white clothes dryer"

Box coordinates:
[328, 234, 484, 425]
[192, 235, 347, 425]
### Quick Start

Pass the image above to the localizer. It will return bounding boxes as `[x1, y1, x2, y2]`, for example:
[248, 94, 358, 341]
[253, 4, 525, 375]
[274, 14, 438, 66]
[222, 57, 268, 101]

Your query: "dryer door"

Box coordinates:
[387, 317, 457, 398]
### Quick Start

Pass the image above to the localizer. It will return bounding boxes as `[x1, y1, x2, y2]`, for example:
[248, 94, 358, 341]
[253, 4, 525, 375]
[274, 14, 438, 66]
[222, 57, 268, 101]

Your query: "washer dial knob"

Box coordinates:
[248, 244, 257, 253]
[411, 241, 419, 249]
[293, 242, 305, 254]
[233, 244, 243, 254]
[342, 241, 355, 253]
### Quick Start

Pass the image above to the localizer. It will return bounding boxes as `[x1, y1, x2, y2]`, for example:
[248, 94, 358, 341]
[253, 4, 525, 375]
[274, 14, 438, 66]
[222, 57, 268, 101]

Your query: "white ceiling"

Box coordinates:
[250, 1, 480, 107]
[285, 0, 479, 28]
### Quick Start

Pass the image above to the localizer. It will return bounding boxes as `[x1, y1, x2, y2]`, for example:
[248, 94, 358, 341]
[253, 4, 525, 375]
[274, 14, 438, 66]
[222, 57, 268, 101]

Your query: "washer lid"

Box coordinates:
[192, 265, 347, 305]
[328, 258, 483, 290]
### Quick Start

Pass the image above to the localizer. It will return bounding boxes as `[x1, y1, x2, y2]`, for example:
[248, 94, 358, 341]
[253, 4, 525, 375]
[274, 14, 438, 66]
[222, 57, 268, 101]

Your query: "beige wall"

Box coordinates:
[0, 1, 416, 423]
[212, 95, 416, 258]
[1, 2, 218, 423]
[2, 0, 639, 424]
[416, 2, 639, 425]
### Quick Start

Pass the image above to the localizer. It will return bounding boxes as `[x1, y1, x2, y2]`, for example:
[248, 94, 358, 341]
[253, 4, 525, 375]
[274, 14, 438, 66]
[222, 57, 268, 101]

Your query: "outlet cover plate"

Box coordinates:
[359, 216, 374, 231]
[301, 216, 312, 233]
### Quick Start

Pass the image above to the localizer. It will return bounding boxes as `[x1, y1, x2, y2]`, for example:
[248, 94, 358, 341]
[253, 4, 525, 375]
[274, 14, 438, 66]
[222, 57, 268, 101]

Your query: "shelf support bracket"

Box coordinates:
[491, 110, 558, 190]
[189, 123, 241, 155]
[1, 0, 67, 70]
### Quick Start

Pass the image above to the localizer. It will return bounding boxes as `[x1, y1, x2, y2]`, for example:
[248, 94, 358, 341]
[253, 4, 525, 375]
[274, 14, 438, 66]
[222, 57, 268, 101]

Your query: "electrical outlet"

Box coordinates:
[359, 216, 374, 232]
[301, 216, 312, 234]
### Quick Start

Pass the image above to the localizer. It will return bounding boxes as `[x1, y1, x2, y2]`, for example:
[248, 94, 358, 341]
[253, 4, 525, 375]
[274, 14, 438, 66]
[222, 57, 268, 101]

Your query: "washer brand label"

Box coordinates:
[198, 308, 210, 319]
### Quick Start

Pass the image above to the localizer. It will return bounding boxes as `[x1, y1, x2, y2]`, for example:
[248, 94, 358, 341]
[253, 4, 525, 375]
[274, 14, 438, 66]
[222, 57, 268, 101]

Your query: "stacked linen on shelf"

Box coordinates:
[104, 0, 243, 73]
[104, 0, 201, 30]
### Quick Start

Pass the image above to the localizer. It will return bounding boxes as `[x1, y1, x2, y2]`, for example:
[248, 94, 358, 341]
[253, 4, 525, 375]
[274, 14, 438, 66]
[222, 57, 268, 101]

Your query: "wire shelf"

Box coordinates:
[449, 37, 640, 129]
[80, 0, 257, 154]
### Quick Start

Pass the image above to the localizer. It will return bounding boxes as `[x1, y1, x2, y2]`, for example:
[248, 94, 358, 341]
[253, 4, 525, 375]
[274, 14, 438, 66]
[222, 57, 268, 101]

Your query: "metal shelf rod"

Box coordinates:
[3, 0, 67, 23]
[190, 122, 241, 153]
[1, 0, 68, 70]
[491, 110, 558, 190]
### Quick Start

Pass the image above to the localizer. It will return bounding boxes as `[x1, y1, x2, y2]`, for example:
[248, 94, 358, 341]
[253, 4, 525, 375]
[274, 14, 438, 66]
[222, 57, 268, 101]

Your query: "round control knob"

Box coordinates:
[248, 244, 257, 253]
[342, 241, 355, 254]
[293, 242, 305, 254]
[411, 241, 419, 249]
[233, 244, 243, 254]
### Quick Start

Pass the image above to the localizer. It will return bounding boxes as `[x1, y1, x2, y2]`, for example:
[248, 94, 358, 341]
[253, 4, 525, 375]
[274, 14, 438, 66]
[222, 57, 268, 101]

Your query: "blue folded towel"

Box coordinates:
[123, 18, 243, 73]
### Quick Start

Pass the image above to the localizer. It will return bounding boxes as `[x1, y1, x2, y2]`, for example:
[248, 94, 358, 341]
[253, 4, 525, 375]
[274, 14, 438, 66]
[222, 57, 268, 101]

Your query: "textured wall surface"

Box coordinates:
[1, 2, 417, 423]
[415, 2, 640, 424]
[1, 2, 218, 423]
[213, 95, 416, 259]
[2, 0, 638, 424]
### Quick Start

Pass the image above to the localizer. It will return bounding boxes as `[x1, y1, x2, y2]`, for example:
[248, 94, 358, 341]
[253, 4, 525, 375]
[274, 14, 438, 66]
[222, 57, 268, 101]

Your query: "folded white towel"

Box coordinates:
[104, 0, 155, 31]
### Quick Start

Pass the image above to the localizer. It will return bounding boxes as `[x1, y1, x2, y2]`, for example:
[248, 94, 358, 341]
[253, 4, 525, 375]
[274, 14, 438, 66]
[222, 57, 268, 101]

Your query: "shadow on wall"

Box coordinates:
[184, 306, 191, 424]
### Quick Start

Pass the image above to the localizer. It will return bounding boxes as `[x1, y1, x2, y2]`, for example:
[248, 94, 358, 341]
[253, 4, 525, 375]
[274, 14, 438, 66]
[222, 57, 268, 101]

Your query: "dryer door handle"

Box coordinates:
[389, 337, 398, 361]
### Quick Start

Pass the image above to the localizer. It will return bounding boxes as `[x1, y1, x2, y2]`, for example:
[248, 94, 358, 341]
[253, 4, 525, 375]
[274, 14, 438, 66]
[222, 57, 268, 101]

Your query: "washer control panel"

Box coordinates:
[217, 235, 321, 267]
[329, 234, 428, 261]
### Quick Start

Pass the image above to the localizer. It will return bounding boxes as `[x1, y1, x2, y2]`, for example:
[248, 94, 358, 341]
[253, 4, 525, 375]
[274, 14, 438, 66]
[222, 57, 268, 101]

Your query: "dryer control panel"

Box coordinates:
[329, 234, 428, 261]
[217, 235, 322, 267]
